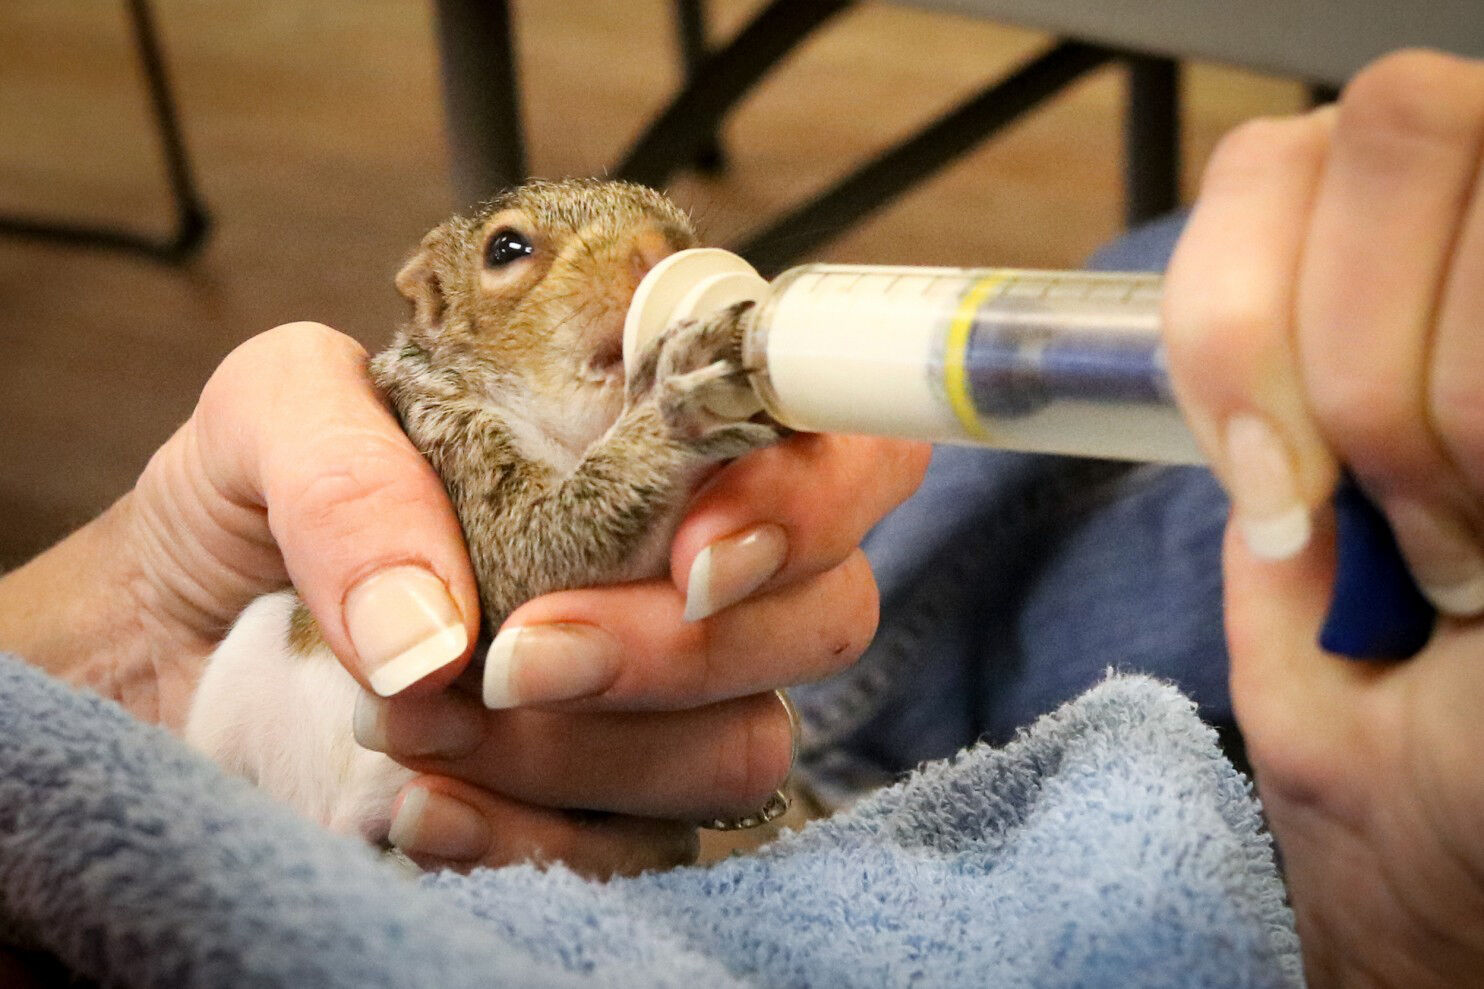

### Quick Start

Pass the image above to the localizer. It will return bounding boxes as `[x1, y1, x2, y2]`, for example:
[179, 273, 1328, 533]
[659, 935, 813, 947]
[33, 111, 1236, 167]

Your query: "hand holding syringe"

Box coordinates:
[625, 248, 1435, 660]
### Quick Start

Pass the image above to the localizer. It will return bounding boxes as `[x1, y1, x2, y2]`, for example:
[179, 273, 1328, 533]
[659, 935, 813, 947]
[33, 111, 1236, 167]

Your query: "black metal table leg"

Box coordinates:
[616, 0, 853, 190]
[1309, 82, 1342, 106]
[1124, 54, 1180, 227]
[735, 41, 1116, 275]
[434, 0, 527, 209]
[0, 0, 210, 263]
[673, 0, 726, 173]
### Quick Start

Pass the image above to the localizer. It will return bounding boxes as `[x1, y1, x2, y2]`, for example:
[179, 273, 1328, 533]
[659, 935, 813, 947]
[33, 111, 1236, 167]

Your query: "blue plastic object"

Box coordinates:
[1321, 477, 1436, 660]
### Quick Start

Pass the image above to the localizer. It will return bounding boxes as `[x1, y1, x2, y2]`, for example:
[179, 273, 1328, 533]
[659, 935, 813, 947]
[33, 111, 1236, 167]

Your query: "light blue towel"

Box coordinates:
[0, 654, 1300, 987]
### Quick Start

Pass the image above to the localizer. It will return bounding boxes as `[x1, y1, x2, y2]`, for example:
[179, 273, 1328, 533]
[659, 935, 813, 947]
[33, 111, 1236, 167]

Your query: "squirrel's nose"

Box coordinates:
[627, 229, 676, 284]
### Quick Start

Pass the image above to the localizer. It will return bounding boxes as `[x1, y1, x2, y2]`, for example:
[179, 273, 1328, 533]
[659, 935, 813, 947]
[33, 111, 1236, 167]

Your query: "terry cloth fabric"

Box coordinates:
[0, 654, 1300, 987]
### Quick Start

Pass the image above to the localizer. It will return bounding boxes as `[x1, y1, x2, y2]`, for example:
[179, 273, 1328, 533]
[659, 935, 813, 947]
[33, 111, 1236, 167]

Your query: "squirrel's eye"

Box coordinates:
[484, 228, 535, 268]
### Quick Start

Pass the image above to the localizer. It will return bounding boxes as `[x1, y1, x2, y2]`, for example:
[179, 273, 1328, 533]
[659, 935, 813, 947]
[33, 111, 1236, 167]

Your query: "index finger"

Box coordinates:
[669, 432, 929, 620]
[1162, 109, 1339, 560]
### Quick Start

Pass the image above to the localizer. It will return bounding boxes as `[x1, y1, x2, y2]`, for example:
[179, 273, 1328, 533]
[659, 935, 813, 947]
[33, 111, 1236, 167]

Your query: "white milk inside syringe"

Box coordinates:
[622, 248, 1204, 465]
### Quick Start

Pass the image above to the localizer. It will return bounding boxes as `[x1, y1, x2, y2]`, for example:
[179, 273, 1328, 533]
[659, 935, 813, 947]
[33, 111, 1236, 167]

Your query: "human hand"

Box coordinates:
[353, 430, 929, 875]
[0, 322, 481, 727]
[1162, 50, 1484, 986]
[0, 319, 928, 876]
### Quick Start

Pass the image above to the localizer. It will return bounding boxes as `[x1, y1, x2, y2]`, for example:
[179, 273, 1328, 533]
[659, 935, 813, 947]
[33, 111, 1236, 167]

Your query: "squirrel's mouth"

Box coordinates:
[592, 338, 624, 371]
[577, 335, 626, 386]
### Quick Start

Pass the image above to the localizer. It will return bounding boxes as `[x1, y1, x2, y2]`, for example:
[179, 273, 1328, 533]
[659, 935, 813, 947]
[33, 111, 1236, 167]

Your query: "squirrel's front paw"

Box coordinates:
[628, 301, 772, 445]
[627, 301, 749, 397]
[690, 420, 783, 460]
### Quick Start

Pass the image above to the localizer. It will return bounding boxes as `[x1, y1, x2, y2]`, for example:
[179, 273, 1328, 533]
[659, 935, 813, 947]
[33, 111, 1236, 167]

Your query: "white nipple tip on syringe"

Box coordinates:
[624, 248, 771, 420]
[623, 248, 769, 369]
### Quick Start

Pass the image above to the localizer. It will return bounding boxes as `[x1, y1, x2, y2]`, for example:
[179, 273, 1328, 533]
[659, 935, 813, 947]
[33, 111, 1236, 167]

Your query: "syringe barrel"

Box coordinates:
[620, 253, 1437, 661]
[745, 264, 1205, 465]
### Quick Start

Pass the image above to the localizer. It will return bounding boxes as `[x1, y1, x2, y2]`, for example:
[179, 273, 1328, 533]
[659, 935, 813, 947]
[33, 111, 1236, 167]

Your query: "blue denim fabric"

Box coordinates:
[792, 213, 1239, 804]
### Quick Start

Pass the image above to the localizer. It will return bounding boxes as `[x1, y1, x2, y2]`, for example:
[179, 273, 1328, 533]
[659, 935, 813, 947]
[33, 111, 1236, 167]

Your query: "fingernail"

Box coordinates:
[352, 691, 484, 758]
[352, 691, 388, 750]
[1223, 414, 1312, 560]
[1382, 499, 1484, 616]
[684, 523, 788, 621]
[345, 566, 468, 697]
[388, 786, 491, 862]
[482, 624, 622, 710]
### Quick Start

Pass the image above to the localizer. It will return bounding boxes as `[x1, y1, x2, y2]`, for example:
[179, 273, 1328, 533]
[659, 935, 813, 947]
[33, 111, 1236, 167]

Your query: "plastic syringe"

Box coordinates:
[624, 248, 1436, 660]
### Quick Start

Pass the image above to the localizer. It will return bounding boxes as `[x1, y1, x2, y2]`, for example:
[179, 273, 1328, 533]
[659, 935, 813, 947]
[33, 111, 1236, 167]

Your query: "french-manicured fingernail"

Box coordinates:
[684, 523, 788, 622]
[1382, 498, 1484, 616]
[388, 786, 491, 862]
[345, 566, 468, 697]
[352, 691, 484, 758]
[1223, 414, 1312, 560]
[482, 623, 622, 710]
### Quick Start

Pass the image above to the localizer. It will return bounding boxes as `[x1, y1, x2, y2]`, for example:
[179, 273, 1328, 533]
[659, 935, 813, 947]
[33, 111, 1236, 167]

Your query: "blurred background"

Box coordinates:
[0, 0, 1307, 569]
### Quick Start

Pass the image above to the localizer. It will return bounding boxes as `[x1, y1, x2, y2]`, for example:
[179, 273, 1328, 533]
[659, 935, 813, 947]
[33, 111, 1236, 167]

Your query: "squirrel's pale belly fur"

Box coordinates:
[184, 179, 779, 846]
[188, 592, 406, 839]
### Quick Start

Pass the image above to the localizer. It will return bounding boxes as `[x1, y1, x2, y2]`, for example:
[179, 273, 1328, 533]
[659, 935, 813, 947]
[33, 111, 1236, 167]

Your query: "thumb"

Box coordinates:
[194, 323, 479, 696]
[1222, 510, 1375, 795]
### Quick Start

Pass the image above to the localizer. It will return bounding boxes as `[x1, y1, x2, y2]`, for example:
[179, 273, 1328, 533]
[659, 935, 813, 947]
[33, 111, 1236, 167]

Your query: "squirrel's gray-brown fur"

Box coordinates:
[188, 178, 782, 842]
[292, 178, 779, 647]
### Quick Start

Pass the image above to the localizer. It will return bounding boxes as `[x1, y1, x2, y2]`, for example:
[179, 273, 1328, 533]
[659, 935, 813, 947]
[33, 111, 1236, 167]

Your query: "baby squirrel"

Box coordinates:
[184, 179, 780, 842]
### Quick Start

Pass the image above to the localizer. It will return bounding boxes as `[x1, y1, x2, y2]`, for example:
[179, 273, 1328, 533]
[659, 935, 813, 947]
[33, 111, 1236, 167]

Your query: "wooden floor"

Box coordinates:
[0, 0, 1305, 567]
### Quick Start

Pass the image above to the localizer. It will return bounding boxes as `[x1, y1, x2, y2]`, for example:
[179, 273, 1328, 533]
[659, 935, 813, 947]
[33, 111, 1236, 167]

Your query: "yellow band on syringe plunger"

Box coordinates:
[942, 272, 1010, 443]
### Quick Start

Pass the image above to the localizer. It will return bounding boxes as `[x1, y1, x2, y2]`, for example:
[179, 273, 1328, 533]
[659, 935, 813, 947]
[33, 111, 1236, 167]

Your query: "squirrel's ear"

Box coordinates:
[395, 249, 444, 331]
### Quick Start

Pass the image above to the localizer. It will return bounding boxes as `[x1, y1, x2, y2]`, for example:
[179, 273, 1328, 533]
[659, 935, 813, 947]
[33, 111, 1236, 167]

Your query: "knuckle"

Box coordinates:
[1339, 50, 1484, 155]
[1200, 115, 1326, 197]
[1161, 284, 1276, 396]
[272, 432, 427, 534]
[1164, 113, 1330, 416]
[1307, 365, 1414, 460]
